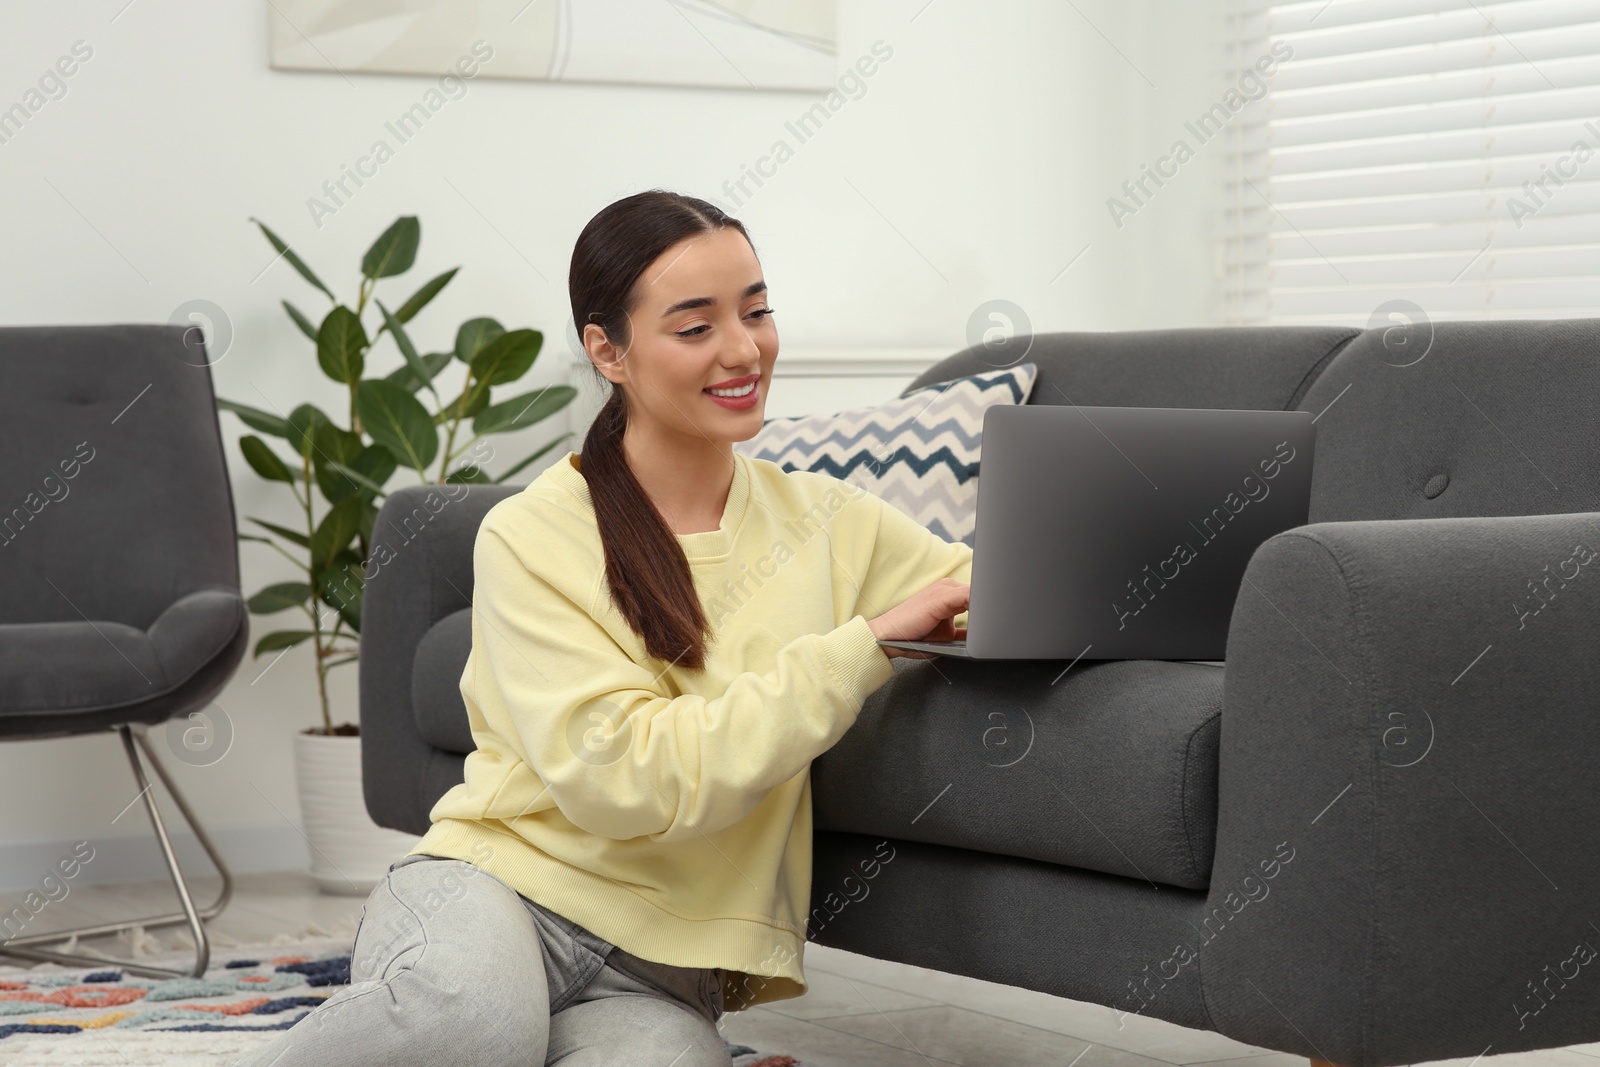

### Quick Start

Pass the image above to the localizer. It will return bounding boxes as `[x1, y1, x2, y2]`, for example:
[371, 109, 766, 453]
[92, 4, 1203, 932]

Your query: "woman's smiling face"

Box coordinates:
[584, 226, 777, 446]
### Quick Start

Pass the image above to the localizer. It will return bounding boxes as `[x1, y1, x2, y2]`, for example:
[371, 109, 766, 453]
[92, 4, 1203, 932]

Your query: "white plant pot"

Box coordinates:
[292, 729, 422, 896]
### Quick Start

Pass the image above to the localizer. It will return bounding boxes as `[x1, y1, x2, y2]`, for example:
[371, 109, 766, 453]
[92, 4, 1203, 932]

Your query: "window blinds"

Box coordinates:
[1222, 0, 1600, 325]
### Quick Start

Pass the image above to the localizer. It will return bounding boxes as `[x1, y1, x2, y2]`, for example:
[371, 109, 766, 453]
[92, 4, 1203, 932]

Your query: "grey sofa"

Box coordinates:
[360, 320, 1600, 1067]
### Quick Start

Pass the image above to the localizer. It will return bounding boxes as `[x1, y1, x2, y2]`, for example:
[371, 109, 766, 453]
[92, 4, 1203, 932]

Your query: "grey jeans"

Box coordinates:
[229, 852, 731, 1066]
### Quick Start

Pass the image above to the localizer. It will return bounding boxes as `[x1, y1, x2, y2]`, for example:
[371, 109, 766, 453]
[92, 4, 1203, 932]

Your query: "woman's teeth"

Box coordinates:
[706, 382, 755, 397]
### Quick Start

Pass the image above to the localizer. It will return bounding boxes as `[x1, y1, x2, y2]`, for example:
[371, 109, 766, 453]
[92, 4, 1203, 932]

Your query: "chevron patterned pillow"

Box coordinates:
[732, 363, 1038, 546]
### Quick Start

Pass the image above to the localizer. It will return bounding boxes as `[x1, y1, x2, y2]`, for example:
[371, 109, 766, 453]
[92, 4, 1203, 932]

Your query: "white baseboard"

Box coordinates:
[0, 821, 314, 895]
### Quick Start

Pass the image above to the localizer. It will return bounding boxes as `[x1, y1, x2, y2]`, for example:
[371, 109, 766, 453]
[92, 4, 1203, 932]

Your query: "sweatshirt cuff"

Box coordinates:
[820, 614, 895, 699]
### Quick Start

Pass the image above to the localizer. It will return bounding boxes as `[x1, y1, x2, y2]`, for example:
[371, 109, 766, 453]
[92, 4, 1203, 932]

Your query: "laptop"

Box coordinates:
[876, 403, 1316, 661]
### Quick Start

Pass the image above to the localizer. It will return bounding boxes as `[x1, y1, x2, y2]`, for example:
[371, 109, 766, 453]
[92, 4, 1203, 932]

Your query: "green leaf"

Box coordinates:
[445, 464, 494, 484]
[248, 517, 311, 548]
[310, 496, 366, 569]
[348, 444, 398, 495]
[239, 435, 297, 483]
[493, 433, 573, 484]
[313, 422, 366, 503]
[455, 317, 505, 365]
[317, 306, 367, 384]
[283, 300, 318, 342]
[253, 630, 319, 657]
[385, 351, 452, 394]
[394, 267, 458, 323]
[317, 559, 364, 630]
[218, 398, 290, 437]
[357, 378, 439, 471]
[362, 216, 420, 279]
[435, 385, 490, 424]
[327, 460, 387, 499]
[319, 547, 366, 632]
[375, 299, 438, 401]
[250, 217, 334, 301]
[286, 404, 334, 460]
[248, 582, 312, 614]
[470, 329, 543, 386]
[358, 501, 378, 554]
[472, 384, 575, 436]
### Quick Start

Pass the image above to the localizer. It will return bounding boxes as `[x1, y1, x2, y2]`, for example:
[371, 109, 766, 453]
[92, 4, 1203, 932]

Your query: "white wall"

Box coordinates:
[0, 0, 1228, 891]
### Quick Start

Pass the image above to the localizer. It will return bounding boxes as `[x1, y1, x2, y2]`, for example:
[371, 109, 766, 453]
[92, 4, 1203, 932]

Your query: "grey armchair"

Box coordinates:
[360, 320, 1600, 1066]
[0, 323, 249, 979]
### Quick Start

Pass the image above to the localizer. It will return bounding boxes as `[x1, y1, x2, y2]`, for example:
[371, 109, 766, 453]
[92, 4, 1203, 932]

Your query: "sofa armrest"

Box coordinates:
[1199, 513, 1600, 1067]
[359, 482, 517, 835]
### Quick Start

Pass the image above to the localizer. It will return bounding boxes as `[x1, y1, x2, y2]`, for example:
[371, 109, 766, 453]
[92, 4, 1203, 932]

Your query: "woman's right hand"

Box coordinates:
[866, 579, 970, 660]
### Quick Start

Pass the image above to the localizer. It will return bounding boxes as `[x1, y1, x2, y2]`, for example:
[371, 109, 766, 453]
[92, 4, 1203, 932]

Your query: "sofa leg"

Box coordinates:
[1310, 1060, 1350, 1067]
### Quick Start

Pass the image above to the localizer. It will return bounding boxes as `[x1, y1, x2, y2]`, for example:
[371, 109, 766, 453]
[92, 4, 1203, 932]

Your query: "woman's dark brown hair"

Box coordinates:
[569, 189, 754, 670]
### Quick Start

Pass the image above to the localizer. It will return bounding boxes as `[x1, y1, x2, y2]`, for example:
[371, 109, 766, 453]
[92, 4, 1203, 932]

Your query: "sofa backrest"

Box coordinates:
[1296, 318, 1600, 523]
[901, 326, 1360, 412]
[905, 320, 1600, 526]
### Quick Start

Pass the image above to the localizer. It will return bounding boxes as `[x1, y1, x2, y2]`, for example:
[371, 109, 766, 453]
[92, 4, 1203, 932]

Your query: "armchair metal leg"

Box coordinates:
[0, 723, 234, 979]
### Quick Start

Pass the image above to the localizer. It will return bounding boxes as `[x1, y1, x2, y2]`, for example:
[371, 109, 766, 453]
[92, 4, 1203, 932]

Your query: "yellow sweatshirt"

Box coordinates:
[409, 448, 973, 1011]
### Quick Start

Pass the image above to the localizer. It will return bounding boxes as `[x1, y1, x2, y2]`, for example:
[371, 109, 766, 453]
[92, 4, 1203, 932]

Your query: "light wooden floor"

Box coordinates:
[5, 869, 1599, 1067]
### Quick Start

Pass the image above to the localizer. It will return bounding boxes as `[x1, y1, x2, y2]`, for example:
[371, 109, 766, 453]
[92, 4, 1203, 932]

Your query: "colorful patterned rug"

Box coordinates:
[0, 932, 798, 1066]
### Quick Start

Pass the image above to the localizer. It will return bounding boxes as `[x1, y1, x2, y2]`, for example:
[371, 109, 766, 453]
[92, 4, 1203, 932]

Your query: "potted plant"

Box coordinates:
[217, 215, 575, 893]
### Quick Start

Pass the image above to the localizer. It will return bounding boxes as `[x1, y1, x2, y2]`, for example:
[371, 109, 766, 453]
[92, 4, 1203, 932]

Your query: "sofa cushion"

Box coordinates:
[733, 363, 1038, 546]
[812, 656, 1224, 890]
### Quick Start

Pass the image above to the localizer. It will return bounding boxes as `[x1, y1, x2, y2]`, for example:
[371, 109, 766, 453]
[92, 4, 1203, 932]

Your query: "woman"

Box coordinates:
[233, 189, 972, 1066]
